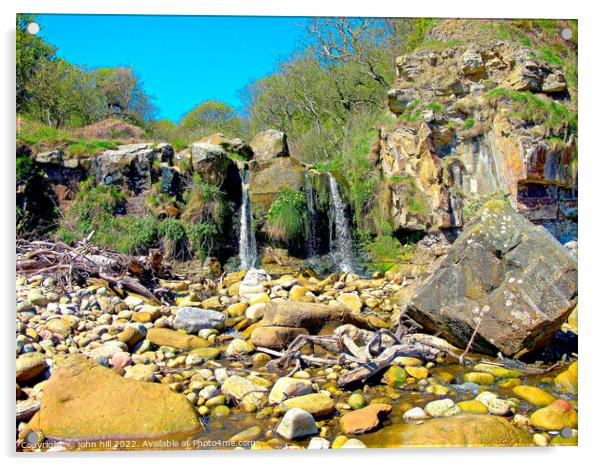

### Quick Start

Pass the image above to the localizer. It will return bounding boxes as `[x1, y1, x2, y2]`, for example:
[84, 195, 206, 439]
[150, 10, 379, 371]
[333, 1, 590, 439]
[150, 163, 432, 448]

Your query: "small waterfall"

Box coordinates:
[327, 172, 355, 273]
[304, 172, 319, 258]
[238, 169, 257, 270]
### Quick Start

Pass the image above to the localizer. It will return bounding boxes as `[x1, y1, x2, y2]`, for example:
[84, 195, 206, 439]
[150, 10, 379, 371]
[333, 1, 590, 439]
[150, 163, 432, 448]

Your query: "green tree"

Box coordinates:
[179, 100, 243, 136]
[16, 14, 56, 112]
[25, 58, 106, 127]
[95, 67, 157, 124]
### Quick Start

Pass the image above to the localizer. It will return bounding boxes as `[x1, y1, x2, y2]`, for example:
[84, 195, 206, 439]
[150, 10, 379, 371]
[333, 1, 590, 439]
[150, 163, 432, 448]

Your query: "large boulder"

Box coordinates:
[196, 133, 253, 161]
[361, 414, 532, 447]
[249, 156, 306, 212]
[407, 200, 578, 357]
[27, 355, 201, 441]
[190, 142, 234, 187]
[250, 129, 288, 161]
[88, 143, 172, 194]
[259, 301, 371, 335]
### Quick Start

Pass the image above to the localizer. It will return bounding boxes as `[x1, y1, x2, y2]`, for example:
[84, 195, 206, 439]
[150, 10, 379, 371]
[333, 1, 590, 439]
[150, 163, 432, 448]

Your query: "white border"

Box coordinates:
[2, 1, 600, 466]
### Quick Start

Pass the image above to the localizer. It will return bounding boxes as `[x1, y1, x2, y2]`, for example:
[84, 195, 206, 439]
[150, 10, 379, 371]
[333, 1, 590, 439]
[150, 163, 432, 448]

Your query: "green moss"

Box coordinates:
[426, 102, 446, 113]
[463, 118, 475, 129]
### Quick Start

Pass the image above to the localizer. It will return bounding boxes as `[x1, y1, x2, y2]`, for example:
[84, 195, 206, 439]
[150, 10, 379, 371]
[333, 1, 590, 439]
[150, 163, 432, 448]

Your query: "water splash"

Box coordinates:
[304, 172, 319, 258]
[238, 169, 257, 270]
[327, 172, 355, 273]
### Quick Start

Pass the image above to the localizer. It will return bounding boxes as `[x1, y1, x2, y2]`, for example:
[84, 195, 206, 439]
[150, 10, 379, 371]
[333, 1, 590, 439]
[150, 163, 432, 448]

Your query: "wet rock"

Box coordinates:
[173, 307, 225, 333]
[457, 400, 489, 414]
[276, 408, 318, 440]
[403, 407, 429, 421]
[472, 363, 522, 378]
[424, 399, 461, 418]
[27, 355, 200, 440]
[123, 363, 157, 382]
[362, 414, 533, 447]
[554, 361, 578, 393]
[382, 366, 407, 388]
[281, 393, 335, 417]
[221, 375, 267, 412]
[340, 403, 392, 434]
[337, 293, 362, 312]
[118, 325, 146, 348]
[348, 393, 367, 410]
[269, 377, 313, 404]
[229, 426, 262, 443]
[146, 328, 208, 351]
[16, 352, 47, 383]
[308, 437, 330, 449]
[260, 301, 371, 335]
[408, 201, 578, 357]
[476, 391, 514, 416]
[530, 400, 578, 430]
[463, 372, 495, 385]
[340, 438, 366, 448]
[185, 347, 221, 365]
[512, 386, 556, 406]
[250, 326, 309, 350]
[225, 338, 255, 357]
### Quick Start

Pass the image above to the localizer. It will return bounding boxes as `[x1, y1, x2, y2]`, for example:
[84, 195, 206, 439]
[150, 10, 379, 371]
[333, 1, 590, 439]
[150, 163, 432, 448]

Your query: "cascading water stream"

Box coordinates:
[238, 168, 257, 270]
[327, 172, 355, 273]
[304, 172, 319, 258]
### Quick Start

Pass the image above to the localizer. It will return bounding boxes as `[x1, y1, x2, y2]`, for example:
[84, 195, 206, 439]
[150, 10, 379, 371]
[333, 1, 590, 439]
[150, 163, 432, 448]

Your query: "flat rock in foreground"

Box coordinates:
[28, 355, 201, 441]
[408, 200, 577, 357]
[362, 414, 533, 447]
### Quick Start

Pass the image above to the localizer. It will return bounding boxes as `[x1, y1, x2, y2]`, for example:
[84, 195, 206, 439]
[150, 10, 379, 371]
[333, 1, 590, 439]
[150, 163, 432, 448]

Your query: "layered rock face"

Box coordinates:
[407, 200, 578, 357]
[378, 20, 577, 241]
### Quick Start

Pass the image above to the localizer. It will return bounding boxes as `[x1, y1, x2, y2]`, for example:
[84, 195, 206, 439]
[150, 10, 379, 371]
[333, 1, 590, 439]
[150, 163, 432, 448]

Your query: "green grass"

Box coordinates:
[426, 102, 446, 113]
[487, 87, 577, 135]
[463, 118, 475, 129]
[415, 38, 462, 52]
[266, 187, 308, 244]
[17, 118, 120, 158]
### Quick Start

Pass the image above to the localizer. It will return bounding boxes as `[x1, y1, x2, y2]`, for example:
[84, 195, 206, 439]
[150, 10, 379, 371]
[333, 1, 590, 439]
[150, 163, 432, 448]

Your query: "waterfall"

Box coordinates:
[238, 168, 257, 270]
[327, 172, 355, 273]
[304, 172, 318, 258]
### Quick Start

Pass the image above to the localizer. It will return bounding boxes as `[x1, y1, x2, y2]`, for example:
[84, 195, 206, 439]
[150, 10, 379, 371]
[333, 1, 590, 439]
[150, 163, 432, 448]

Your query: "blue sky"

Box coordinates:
[37, 14, 308, 122]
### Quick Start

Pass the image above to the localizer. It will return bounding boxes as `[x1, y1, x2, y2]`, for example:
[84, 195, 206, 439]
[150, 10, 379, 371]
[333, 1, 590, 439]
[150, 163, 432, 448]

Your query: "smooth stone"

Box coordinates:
[341, 438, 367, 448]
[27, 355, 200, 440]
[362, 414, 533, 447]
[173, 307, 225, 333]
[123, 363, 157, 382]
[348, 393, 367, 410]
[269, 377, 313, 404]
[185, 347, 221, 365]
[230, 426, 262, 443]
[225, 338, 255, 357]
[405, 366, 429, 379]
[307, 437, 330, 449]
[473, 363, 522, 378]
[382, 366, 407, 387]
[463, 372, 495, 385]
[146, 328, 208, 351]
[512, 386, 556, 406]
[403, 407, 429, 421]
[221, 376, 267, 412]
[281, 393, 335, 417]
[276, 408, 318, 440]
[554, 362, 578, 393]
[245, 303, 267, 319]
[530, 400, 578, 430]
[424, 399, 461, 418]
[340, 403, 392, 434]
[16, 352, 47, 383]
[457, 399, 489, 414]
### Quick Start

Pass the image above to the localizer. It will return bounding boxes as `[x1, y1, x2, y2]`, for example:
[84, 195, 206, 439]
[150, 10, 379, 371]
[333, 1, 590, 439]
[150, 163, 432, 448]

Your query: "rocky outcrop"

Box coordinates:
[250, 129, 289, 161]
[407, 200, 578, 357]
[28, 355, 201, 441]
[249, 156, 306, 212]
[378, 20, 577, 241]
